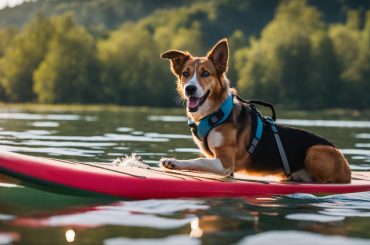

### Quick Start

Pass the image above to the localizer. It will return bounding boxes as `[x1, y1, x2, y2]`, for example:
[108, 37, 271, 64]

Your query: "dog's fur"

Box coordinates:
[160, 39, 351, 183]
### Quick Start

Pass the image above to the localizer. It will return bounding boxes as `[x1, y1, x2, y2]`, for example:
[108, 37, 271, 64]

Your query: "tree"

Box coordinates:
[235, 0, 328, 107]
[33, 13, 101, 103]
[98, 23, 174, 106]
[0, 14, 52, 102]
[0, 27, 17, 57]
[308, 31, 341, 108]
[328, 10, 369, 108]
[0, 27, 18, 101]
[228, 30, 247, 87]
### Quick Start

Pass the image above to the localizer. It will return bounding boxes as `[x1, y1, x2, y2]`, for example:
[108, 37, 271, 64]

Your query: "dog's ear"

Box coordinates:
[161, 50, 191, 76]
[207, 38, 229, 75]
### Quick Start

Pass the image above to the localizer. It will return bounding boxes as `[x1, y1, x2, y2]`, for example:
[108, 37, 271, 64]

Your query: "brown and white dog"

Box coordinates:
[160, 39, 351, 183]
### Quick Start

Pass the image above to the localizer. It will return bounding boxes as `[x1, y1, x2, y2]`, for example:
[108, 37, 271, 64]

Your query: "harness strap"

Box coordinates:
[265, 117, 291, 177]
[247, 115, 263, 154]
[188, 93, 233, 142]
[235, 95, 276, 121]
[237, 96, 291, 176]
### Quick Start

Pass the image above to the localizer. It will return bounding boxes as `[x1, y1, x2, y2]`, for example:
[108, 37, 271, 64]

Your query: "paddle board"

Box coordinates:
[0, 150, 369, 199]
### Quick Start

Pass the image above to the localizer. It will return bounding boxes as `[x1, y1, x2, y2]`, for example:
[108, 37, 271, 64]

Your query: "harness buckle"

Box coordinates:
[208, 109, 225, 126]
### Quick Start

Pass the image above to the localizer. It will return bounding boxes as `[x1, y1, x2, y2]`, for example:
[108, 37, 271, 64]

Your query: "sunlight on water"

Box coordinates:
[171, 148, 200, 153]
[278, 119, 370, 128]
[356, 133, 370, 139]
[148, 115, 187, 122]
[285, 192, 370, 218]
[14, 200, 208, 229]
[1, 145, 104, 157]
[0, 112, 81, 120]
[144, 132, 192, 139]
[341, 149, 370, 156]
[65, 229, 75, 243]
[0, 232, 19, 245]
[104, 235, 200, 245]
[285, 213, 345, 222]
[147, 115, 370, 129]
[237, 231, 370, 245]
[0, 214, 14, 221]
[30, 121, 60, 127]
[116, 127, 133, 132]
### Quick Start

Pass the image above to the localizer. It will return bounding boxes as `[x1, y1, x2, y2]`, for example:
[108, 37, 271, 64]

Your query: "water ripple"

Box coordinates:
[14, 200, 208, 229]
[285, 213, 345, 222]
[278, 119, 370, 128]
[148, 116, 187, 122]
[0, 131, 168, 142]
[0, 113, 80, 120]
[30, 121, 60, 127]
[0, 214, 15, 221]
[104, 235, 200, 245]
[285, 192, 370, 219]
[1, 145, 103, 157]
[0, 232, 19, 244]
[237, 231, 370, 245]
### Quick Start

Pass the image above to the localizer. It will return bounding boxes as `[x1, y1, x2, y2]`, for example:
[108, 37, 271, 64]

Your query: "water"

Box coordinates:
[0, 105, 369, 244]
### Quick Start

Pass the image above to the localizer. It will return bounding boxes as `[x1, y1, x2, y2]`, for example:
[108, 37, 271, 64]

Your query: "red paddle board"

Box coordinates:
[0, 149, 369, 199]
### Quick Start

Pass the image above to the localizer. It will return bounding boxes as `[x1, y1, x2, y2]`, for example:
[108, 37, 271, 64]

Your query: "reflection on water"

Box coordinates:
[0, 107, 369, 244]
[237, 231, 370, 245]
[14, 200, 207, 229]
[277, 119, 370, 128]
[65, 229, 75, 243]
[0, 232, 19, 244]
[104, 234, 200, 245]
[285, 213, 345, 222]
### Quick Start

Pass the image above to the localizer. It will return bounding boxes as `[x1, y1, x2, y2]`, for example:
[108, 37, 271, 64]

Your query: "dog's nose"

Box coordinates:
[185, 85, 197, 96]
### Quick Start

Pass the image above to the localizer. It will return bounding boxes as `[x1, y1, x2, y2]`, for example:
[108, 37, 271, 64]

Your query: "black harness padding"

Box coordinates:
[236, 96, 335, 175]
[247, 118, 335, 174]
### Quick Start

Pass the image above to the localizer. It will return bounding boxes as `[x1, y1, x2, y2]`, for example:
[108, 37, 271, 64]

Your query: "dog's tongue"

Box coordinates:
[188, 97, 200, 109]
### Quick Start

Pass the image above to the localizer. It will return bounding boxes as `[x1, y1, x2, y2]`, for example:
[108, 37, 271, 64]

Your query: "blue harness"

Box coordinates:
[187, 94, 263, 154]
[187, 95, 291, 177]
[188, 94, 234, 141]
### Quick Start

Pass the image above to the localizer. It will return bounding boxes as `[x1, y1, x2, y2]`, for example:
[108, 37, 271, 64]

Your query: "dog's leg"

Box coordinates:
[304, 145, 351, 183]
[160, 157, 233, 176]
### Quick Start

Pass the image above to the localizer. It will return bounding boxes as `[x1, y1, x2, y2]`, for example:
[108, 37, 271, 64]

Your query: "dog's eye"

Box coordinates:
[182, 71, 189, 77]
[201, 71, 210, 77]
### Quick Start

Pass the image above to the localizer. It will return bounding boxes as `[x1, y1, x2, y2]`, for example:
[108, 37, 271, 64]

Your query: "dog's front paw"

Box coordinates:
[160, 158, 178, 170]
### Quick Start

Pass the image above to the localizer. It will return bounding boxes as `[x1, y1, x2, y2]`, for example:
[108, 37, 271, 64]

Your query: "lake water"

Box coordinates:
[0, 105, 369, 244]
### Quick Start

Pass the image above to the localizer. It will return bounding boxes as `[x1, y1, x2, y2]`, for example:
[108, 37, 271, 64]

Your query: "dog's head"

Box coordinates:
[161, 39, 230, 121]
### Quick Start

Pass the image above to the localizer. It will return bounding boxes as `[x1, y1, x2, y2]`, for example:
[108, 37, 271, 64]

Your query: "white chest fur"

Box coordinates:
[207, 131, 223, 149]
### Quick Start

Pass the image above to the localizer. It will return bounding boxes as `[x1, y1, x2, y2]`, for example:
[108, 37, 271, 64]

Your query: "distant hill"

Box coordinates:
[0, 0, 199, 35]
[0, 0, 368, 38]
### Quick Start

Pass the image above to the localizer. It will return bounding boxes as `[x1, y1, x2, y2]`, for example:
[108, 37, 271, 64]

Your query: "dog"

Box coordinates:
[160, 38, 351, 183]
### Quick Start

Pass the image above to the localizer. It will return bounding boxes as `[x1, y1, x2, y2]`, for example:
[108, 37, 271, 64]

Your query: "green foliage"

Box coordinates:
[33, 14, 101, 103]
[0, 27, 17, 57]
[228, 30, 247, 86]
[0, 14, 52, 102]
[328, 10, 370, 108]
[98, 23, 174, 106]
[308, 31, 340, 108]
[235, 0, 370, 109]
[0, 27, 17, 101]
[236, 0, 322, 105]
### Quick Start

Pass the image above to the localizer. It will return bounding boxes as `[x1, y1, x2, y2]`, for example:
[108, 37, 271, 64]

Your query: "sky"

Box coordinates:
[0, 0, 36, 10]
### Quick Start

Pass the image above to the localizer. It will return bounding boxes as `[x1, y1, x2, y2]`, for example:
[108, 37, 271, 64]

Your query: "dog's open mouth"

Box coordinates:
[187, 90, 210, 112]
